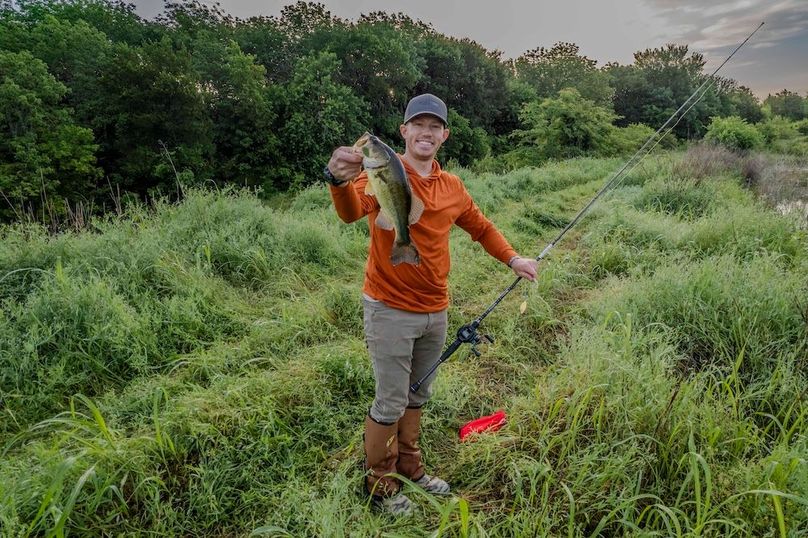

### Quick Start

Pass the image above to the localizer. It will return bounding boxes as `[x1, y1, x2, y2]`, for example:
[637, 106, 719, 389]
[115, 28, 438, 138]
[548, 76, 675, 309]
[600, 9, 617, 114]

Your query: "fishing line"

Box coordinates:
[411, 22, 765, 393]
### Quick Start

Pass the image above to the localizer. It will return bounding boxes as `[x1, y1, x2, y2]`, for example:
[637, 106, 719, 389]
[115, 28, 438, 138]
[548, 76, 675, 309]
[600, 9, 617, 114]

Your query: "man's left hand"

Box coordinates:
[510, 257, 538, 281]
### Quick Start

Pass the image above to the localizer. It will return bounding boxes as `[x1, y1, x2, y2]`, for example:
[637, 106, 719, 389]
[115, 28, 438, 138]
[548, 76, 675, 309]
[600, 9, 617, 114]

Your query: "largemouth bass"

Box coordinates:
[353, 132, 424, 266]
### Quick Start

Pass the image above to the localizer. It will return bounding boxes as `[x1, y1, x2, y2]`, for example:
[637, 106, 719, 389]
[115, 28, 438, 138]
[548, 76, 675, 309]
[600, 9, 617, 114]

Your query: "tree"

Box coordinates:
[439, 109, 489, 166]
[515, 42, 613, 107]
[323, 20, 423, 141]
[726, 84, 763, 123]
[91, 37, 213, 194]
[157, 0, 235, 42]
[233, 16, 292, 83]
[9, 0, 154, 45]
[277, 1, 335, 42]
[516, 88, 617, 159]
[19, 15, 114, 135]
[279, 51, 369, 189]
[191, 32, 281, 187]
[608, 44, 720, 138]
[0, 50, 99, 217]
[764, 89, 805, 121]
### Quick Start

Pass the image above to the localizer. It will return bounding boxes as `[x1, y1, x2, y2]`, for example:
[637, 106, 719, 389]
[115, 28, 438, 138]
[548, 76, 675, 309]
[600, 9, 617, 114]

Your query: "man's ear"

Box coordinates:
[442, 128, 450, 142]
[400, 123, 407, 139]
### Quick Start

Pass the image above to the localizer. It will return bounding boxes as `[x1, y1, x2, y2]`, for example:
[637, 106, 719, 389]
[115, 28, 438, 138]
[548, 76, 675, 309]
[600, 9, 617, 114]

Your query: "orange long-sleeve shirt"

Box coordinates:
[330, 157, 517, 313]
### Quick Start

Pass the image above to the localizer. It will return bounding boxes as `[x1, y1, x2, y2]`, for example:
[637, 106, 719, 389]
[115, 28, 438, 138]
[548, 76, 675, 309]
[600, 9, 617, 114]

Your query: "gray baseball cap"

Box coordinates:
[403, 93, 448, 126]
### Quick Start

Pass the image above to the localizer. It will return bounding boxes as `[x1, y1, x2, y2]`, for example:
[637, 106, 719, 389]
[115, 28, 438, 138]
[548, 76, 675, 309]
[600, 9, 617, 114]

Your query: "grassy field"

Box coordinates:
[1, 148, 806, 536]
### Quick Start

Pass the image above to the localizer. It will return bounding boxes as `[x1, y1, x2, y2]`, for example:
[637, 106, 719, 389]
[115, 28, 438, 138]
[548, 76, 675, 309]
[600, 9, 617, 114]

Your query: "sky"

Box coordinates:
[133, 0, 808, 98]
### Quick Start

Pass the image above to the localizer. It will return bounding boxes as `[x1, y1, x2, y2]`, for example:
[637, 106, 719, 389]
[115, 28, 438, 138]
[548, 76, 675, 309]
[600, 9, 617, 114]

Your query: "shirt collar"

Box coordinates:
[399, 155, 442, 180]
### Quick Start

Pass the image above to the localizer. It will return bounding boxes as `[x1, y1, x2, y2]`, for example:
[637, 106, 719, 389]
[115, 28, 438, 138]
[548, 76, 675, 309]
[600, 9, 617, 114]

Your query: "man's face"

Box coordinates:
[400, 115, 450, 161]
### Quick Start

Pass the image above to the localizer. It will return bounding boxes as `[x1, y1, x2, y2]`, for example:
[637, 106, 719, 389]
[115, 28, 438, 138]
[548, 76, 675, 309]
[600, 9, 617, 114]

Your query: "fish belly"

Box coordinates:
[368, 169, 411, 244]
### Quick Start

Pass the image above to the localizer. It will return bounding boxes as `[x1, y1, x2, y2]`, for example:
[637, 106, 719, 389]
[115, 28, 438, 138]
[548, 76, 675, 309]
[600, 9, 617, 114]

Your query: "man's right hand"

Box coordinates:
[327, 146, 363, 185]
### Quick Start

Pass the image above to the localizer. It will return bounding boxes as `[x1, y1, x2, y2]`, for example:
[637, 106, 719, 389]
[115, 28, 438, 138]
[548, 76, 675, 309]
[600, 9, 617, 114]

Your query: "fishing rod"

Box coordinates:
[411, 21, 765, 394]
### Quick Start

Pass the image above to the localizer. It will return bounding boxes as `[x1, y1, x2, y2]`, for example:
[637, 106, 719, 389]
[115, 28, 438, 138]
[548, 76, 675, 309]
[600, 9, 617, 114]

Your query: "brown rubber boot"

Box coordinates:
[363, 415, 401, 498]
[397, 407, 425, 481]
[398, 407, 451, 495]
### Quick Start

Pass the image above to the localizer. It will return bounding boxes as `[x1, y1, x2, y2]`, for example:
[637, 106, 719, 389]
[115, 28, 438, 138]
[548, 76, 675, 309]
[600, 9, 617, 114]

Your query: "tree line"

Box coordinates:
[1, 0, 806, 222]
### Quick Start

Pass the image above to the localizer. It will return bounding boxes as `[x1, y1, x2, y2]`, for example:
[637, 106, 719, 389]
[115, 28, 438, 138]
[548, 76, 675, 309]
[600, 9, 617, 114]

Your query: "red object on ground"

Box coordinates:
[459, 410, 508, 441]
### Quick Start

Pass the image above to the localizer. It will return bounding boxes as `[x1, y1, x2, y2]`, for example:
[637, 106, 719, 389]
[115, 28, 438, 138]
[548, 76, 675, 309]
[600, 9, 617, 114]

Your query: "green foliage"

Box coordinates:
[704, 116, 763, 150]
[517, 88, 617, 159]
[723, 82, 764, 123]
[5, 0, 152, 45]
[634, 177, 717, 218]
[324, 19, 423, 141]
[756, 116, 800, 147]
[101, 37, 214, 192]
[279, 51, 369, 189]
[439, 109, 490, 166]
[0, 49, 100, 217]
[515, 42, 613, 106]
[588, 254, 806, 375]
[190, 33, 281, 187]
[764, 89, 806, 121]
[606, 122, 679, 155]
[415, 34, 514, 135]
[608, 44, 722, 139]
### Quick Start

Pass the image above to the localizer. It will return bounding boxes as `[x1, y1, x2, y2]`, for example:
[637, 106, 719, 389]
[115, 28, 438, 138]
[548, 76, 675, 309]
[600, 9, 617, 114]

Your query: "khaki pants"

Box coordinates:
[362, 297, 448, 424]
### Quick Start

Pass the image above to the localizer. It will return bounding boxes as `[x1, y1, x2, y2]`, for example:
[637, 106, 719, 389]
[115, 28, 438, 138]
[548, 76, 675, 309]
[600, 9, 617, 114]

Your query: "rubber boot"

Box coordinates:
[398, 407, 450, 495]
[364, 415, 412, 515]
[397, 407, 425, 481]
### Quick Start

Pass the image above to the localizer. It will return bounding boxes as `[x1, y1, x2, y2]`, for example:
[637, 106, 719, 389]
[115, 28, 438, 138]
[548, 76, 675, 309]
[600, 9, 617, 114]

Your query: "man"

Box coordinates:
[325, 93, 538, 515]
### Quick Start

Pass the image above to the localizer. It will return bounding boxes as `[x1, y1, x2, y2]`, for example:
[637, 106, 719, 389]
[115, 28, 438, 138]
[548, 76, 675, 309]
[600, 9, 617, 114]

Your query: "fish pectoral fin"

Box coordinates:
[375, 211, 395, 231]
[364, 181, 375, 196]
[409, 195, 425, 225]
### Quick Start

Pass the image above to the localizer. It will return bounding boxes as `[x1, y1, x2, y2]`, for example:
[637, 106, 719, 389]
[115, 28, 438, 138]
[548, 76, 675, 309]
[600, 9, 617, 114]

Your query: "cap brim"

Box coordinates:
[404, 112, 447, 126]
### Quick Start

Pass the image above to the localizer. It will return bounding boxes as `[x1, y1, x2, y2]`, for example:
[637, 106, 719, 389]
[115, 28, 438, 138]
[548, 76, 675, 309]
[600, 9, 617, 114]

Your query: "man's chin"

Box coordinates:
[413, 148, 438, 160]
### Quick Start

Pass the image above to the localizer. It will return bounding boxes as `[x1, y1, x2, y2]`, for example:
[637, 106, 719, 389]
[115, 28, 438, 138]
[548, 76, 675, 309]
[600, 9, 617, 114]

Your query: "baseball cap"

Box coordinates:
[403, 93, 448, 126]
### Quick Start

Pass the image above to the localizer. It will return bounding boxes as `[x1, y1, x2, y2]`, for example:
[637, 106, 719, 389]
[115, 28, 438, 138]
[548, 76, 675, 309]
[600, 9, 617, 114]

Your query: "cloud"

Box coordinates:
[640, 0, 808, 95]
[643, 0, 808, 51]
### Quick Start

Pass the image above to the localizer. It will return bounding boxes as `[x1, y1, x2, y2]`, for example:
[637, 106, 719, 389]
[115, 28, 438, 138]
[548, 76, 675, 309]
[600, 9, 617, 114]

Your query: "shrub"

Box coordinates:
[756, 116, 800, 147]
[740, 154, 767, 187]
[752, 158, 808, 214]
[704, 116, 763, 151]
[606, 123, 677, 155]
[516, 88, 617, 159]
[672, 143, 743, 181]
[290, 185, 334, 211]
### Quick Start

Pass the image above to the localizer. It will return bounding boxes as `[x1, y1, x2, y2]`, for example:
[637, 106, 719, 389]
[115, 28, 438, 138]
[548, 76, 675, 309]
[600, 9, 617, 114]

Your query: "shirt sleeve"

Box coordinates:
[329, 172, 379, 223]
[454, 184, 518, 265]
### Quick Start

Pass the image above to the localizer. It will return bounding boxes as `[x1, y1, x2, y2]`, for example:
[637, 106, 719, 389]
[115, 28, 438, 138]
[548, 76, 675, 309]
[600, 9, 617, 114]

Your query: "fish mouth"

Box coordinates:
[353, 132, 388, 168]
[353, 132, 372, 150]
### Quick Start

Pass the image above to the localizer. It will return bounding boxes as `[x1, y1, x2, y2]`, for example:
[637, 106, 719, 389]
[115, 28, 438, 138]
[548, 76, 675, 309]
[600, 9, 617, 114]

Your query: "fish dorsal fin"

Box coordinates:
[375, 211, 395, 231]
[364, 181, 375, 196]
[409, 195, 425, 225]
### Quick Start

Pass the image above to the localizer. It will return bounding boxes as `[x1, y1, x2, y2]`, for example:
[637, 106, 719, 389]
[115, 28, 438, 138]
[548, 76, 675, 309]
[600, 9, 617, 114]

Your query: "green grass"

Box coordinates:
[1, 153, 806, 536]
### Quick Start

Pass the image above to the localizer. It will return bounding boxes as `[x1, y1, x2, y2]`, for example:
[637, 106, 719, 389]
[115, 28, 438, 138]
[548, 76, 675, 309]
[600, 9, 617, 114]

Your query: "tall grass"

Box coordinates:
[1, 152, 806, 536]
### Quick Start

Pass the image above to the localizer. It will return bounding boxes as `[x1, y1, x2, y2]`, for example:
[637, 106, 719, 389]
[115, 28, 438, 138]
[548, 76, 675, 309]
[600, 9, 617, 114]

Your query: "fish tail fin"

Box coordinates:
[390, 243, 420, 266]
